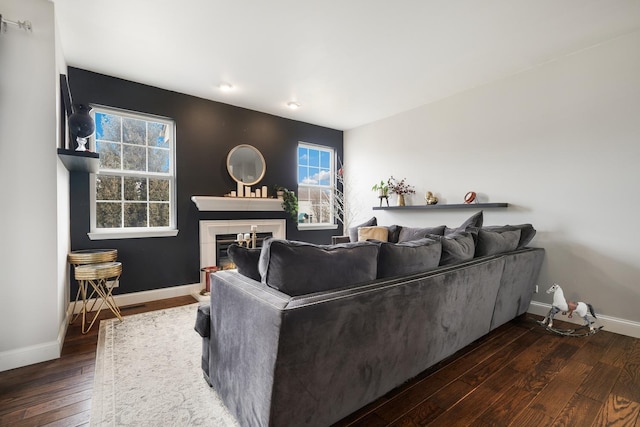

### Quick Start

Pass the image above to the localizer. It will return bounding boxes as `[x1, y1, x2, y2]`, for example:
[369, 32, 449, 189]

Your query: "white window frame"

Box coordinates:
[88, 105, 178, 240]
[297, 142, 338, 231]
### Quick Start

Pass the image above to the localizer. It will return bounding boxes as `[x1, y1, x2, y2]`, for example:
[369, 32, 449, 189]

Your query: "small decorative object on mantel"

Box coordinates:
[68, 104, 95, 152]
[371, 180, 389, 207]
[425, 191, 438, 205]
[464, 191, 477, 204]
[387, 176, 415, 206]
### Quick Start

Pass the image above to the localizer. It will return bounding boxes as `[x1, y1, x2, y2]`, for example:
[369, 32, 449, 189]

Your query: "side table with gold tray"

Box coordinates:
[68, 249, 123, 334]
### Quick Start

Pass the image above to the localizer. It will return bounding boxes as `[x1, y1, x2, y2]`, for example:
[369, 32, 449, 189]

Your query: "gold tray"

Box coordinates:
[68, 249, 117, 265]
[74, 262, 122, 280]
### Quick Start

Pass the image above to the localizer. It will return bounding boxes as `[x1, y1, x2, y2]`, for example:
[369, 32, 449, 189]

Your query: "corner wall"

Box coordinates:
[345, 31, 640, 330]
[0, 0, 65, 371]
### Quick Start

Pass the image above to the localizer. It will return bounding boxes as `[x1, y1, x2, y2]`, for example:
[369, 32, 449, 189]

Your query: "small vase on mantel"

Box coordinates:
[397, 194, 406, 206]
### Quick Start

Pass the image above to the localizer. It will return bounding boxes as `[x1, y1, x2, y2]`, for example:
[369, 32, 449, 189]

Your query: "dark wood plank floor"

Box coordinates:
[1, 297, 638, 426]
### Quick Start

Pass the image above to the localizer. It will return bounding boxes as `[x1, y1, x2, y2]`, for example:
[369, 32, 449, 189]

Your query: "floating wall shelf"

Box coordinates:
[373, 203, 508, 211]
[57, 148, 99, 173]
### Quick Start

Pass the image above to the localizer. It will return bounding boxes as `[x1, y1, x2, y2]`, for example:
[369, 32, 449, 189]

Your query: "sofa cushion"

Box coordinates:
[258, 239, 379, 296]
[377, 238, 442, 279]
[483, 224, 536, 249]
[348, 217, 377, 242]
[398, 225, 446, 243]
[445, 210, 484, 235]
[475, 229, 521, 257]
[428, 232, 476, 265]
[227, 243, 261, 281]
[358, 226, 389, 242]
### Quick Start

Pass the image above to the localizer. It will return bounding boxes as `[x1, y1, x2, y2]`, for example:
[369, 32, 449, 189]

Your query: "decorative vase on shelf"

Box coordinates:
[68, 104, 95, 151]
[397, 194, 406, 206]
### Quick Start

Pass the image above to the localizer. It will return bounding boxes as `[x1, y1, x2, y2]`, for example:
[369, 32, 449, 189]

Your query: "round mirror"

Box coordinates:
[226, 144, 266, 186]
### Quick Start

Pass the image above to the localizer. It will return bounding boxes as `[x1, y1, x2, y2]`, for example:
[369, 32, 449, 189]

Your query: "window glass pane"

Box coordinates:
[320, 151, 330, 169]
[149, 203, 170, 227]
[149, 178, 169, 201]
[95, 113, 121, 142]
[97, 141, 121, 170]
[308, 149, 319, 167]
[148, 147, 170, 173]
[124, 203, 147, 227]
[123, 145, 147, 171]
[298, 147, 308, 166]
[307, 167, 320, 185]
[148, 122, 169, 148]
[96, 202, 122, 228]
[298, 166, 308, 185]
[124, 177, 147, 201]
[96, 175, 121, 200]
[123, 118, 146, 145]
[318, 168, 331, 186]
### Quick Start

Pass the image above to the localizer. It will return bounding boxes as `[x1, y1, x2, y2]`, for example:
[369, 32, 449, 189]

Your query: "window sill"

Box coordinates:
[296, 224, 339, 231]
[88, 229, 179, 240]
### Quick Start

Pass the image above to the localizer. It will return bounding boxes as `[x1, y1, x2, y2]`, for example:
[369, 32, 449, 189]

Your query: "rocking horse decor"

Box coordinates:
[538, 283, 603, 337]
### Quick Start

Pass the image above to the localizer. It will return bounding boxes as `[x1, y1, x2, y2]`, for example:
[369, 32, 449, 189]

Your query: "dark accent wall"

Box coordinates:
[67, 67, 343, 297]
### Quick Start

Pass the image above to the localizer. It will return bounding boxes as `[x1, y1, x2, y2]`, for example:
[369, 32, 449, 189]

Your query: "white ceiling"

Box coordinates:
[53, 0, 640, 130]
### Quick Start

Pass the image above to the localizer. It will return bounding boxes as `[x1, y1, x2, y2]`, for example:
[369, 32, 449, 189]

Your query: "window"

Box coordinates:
[88, 106, 177, 240]
[297, 143, 338, 230]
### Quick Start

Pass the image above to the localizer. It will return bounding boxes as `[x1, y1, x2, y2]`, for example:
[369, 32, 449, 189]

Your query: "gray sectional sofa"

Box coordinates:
[195, 212, 544, 426]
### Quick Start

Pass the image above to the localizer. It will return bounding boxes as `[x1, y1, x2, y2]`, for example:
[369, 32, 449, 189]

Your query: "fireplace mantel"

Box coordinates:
[191, 196, 284, 212]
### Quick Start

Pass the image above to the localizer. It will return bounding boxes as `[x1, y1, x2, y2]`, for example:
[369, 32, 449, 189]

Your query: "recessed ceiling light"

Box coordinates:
[287, 101, 300, 110]
[219, 83, 234, 92]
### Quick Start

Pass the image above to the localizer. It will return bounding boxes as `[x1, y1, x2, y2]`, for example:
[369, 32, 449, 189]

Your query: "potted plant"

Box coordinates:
[387, 176, 415, 206]
[274, 185, 298, 220]
[371, 180, 389, 197]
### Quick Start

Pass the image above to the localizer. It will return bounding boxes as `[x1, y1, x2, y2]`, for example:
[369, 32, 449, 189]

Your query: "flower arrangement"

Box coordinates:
[387, 176, 415, 195]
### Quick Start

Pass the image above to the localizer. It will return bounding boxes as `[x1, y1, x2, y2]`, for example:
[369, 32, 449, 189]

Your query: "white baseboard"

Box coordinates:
[0, 339, 61, 373]
[68, 283, 202, 316]
[528, 301, 640, 339]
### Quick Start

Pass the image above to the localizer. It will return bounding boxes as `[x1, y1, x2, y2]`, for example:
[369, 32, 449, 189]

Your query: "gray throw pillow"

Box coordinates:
[428, 232, 476, 265]
[445, 210, 484, 235]
[377, 238, 442, 279]
[386, 225, 402, 243]
[483, 224, 536, 249]
[348, 217, 377, 242]
[475, 229, 521, 257]
[227, 243, 262, 281]
[398, 225, 446, 243]
[258, 239, 379, 296]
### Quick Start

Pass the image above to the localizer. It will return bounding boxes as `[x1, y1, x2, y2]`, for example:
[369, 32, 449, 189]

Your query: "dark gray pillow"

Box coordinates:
[483, 224, 536, 249]
[227, 243, 261, 281]
[445, 210, 484, 235]
[398, 225, 446, 243]
[377, 238, 442, 279]
[348, 217, 377, 242]
[475, 229, 521, 257]
[386, 225, 402, 243]
[428, 232, 476, 265]
[258, 239, 379, 296]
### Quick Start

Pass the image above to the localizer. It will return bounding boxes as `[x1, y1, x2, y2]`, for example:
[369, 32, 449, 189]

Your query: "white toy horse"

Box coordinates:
[542, 283, 598, 331]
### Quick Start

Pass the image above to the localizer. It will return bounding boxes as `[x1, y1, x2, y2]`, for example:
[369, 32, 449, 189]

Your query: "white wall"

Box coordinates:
[345, 31, 640, 329]
[0, 0, 69, 371]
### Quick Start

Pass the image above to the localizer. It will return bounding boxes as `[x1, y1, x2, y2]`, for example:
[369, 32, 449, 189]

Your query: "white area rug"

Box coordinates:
[91, 303, 239, 426]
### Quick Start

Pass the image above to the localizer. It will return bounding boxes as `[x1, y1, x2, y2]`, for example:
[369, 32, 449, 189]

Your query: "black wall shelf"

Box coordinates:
[57, 148, 99, 173]
[373, 203, 508, 211]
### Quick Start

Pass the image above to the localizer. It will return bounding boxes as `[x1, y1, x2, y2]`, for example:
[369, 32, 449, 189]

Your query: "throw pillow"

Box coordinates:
[428, 232, 476, 266]
[386, 225, 402, 243]
[445, 210, 484, 235]
[258, 239, 379, 296]
[227, 243, 262, 281]
[398, 225, 446, 243]
[358, 226, 389, 242]
[348, 217, 377, 242]
[377, 238, 442, 279]
[475, 229, 521, 257]
[483, 224, 536, 249]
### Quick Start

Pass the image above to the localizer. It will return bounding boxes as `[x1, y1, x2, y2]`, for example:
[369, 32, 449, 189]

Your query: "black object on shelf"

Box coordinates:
[57, 148, 99, 173]
[373, 203, 508, 211]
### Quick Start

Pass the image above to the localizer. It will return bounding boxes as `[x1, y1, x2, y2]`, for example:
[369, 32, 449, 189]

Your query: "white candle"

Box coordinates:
[251, 225, 257, 232]
[255, 188, 261, 198]
[236, 233, 243, 241]
[243, 233, 250, 241]
[245, 186, 251, 196]
[261, 185, 268, 197]
[237, 181, 243, 197]
[230, 190, 236, 197]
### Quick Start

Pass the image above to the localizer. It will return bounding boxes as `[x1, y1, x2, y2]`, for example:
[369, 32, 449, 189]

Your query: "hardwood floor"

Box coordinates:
[1, 297, 638, 426]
